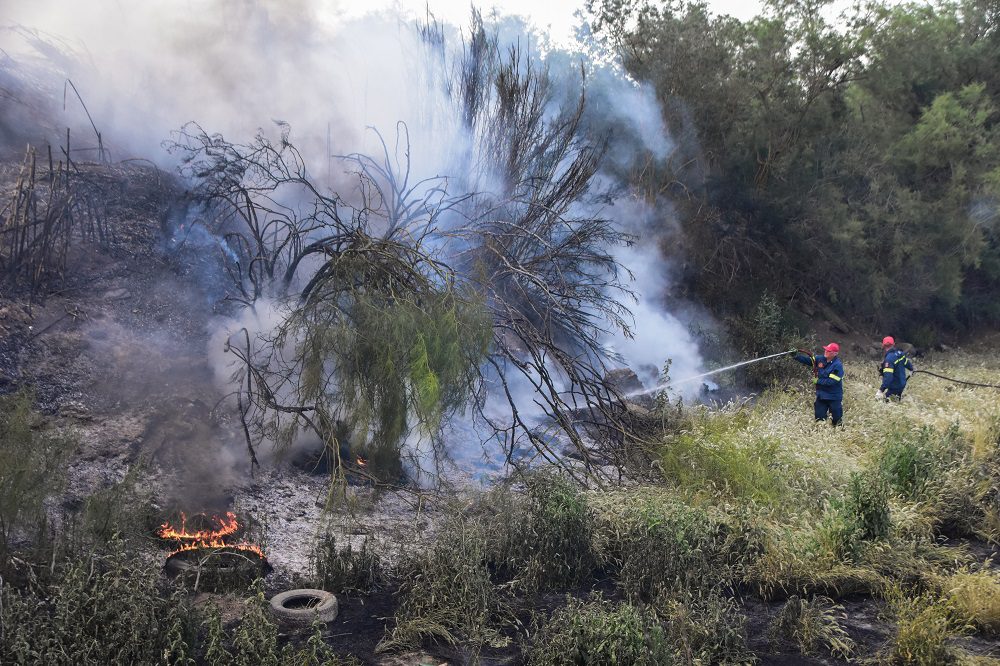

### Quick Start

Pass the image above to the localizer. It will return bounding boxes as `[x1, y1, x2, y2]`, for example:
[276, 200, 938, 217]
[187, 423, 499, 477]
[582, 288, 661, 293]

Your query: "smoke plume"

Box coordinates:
[1, 0, 705, 479]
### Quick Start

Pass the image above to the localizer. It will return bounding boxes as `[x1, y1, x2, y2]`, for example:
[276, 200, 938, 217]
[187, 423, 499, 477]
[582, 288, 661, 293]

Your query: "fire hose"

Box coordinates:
[908, 369, 1000, 390]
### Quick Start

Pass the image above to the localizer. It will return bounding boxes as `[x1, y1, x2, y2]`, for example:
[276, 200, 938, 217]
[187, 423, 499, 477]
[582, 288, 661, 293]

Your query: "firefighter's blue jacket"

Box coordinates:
[880, 348, 913, 392]
[794, 352, 845, 401]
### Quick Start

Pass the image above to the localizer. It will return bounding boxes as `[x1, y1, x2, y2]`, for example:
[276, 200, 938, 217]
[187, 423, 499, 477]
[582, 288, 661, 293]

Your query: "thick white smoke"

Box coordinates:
[1, 0, 705, 479]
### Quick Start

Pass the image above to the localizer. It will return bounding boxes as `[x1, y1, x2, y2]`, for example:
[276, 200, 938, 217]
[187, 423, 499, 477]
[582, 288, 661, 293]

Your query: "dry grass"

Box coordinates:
[943, 569, 1000, 636]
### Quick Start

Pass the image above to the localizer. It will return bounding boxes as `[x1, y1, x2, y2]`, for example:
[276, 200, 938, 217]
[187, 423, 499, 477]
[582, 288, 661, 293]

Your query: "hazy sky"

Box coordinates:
[338, 0, 768, 43]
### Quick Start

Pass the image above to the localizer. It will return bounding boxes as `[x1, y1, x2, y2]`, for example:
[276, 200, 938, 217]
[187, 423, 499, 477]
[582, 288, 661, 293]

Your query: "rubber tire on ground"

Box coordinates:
[269, 589, 339, 626]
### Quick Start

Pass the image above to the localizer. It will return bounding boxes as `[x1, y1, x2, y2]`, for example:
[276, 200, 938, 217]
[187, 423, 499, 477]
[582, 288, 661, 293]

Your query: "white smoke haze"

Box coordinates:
[1, 0, 706, 478]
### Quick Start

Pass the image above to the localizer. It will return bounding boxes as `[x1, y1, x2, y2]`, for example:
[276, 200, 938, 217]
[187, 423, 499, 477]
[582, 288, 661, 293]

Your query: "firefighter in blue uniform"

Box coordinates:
[791, 342, 845, 425]
[878, 336, 914, 400]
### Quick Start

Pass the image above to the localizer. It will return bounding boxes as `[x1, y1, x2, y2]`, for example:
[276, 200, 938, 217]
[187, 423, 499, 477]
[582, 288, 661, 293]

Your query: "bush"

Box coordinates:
[0, 389, 73, 565]
[847, 471, 892, 542]
[659, 427, 786, 504]
[0, 541, 196, 665]
[80, 463, 158, 548]
[377, 513, 511, 657]
[728, 293, 807, 387]
[879, 428, 940, 500]
[311, 534, 384, 594]
[768, 595, 855, 659]
[526, 596, 674, 666]
[487, 472, 595, 593]
[590, 489, 752, 601]
[528, 592, 748, 666]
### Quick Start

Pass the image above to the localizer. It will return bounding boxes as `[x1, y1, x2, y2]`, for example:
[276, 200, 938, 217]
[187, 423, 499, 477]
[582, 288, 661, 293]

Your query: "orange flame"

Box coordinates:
[356, 456, 368, 467]
[158, 511, 239, 541]
[159, 511, 266, 561]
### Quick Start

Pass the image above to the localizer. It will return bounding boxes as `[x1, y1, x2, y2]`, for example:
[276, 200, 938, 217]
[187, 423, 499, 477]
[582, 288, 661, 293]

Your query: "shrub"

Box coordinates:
[728, 293, 807, 387]
[80, 463, 158, 548]
[847, 471, 892, 542]
[487, 472, 595, 593]
[768, 594, 855, 659]
[590, 489, 751, 600]
[0, 541, 196, 665]
[0, 389, 73, 565]
[377, 513, 511, 657]
[528, 591, 748, 666]
[233, 578, 280, 666]
[526, 596, 674, 666]
[879, 428, 940, 500]
[659, 427, 786, 505]
[312, 533, 384, 594]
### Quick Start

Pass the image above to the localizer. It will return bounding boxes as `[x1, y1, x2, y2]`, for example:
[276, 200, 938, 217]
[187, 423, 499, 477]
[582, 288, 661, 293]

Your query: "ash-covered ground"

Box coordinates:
[0, 156, 435, 582]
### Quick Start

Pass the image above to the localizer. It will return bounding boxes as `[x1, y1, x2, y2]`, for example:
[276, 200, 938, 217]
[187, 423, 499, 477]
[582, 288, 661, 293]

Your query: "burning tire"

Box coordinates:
[269, 589, 339, 626]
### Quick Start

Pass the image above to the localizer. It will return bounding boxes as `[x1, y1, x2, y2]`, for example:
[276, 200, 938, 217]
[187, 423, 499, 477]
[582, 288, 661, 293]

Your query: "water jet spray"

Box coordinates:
[626, 349, 795, 398]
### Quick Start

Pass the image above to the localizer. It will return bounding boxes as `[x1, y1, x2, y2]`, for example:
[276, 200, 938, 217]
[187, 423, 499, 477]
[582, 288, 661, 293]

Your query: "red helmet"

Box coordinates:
[882, 336, 895, 346]
[823, 342, 840, 353]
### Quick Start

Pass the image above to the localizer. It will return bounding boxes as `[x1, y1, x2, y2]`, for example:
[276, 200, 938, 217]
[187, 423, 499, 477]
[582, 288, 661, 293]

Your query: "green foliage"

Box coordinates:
[590, 0, 1000, 335]
[202, 605, 234, 664]
[659, 422, 787, 505]
[0, 541, 194, 665]
[879, 427, 942, 500]
[311, 534, 384, 594]
[769, 594, 855, 659]
[728, 293, 807, 386]
[81, 463, 157, 547]
[815, 471, 891, 561]
[233, 579, 280, 666]
[847, 471, 892, 543]
[590, 489, 752, 601]
[0, 389, 72, 564]
[527, 592, 748, 666]
[378, 512, 511, 658]
[526, 596, 674, 665]
[289, 278, 492, 482]
[487, 472, 595, 593]
[278, 616, 363, 666]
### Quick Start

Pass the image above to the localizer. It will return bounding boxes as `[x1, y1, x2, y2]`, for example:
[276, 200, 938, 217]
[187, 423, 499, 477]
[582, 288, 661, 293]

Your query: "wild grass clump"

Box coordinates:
[884, 585, 965, 666]
[526, 596, 673, 665]
[311, 533, 384, 594]
[378, 512, 511, 658]
[660, 430, 787, 504]
[527, 591, 749, 666]
[746, 522, 883, 599]
[768, 594, 855, 659]
[589, 488, 755, 601]
[486, 471, 595, 593]
[942, 569, 1000, 636]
